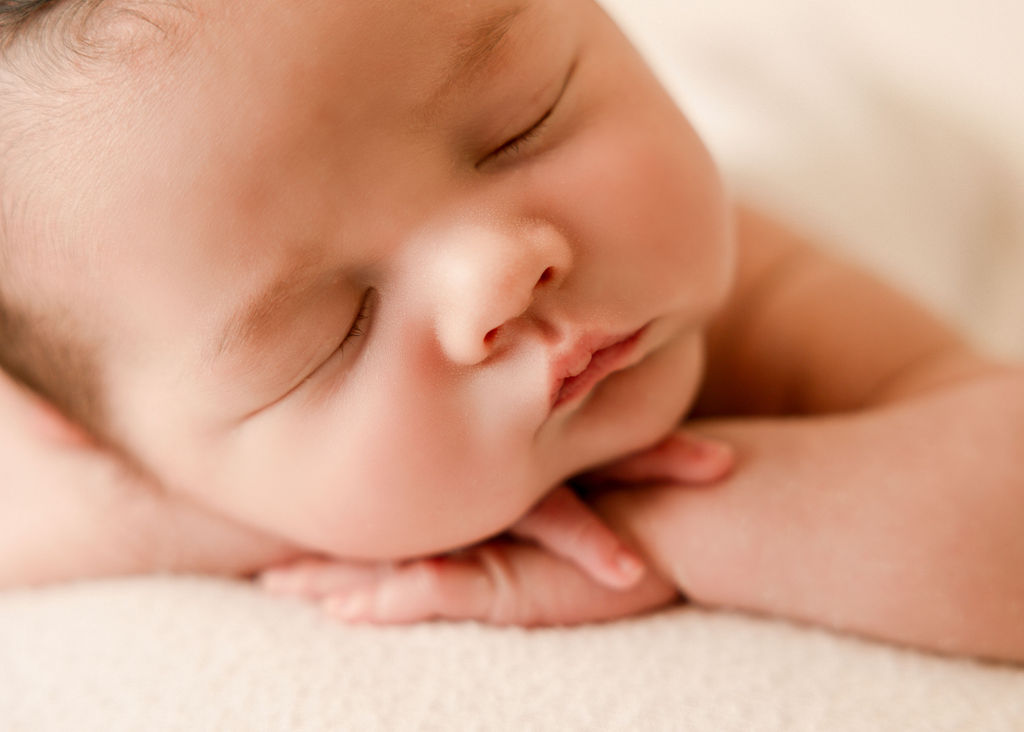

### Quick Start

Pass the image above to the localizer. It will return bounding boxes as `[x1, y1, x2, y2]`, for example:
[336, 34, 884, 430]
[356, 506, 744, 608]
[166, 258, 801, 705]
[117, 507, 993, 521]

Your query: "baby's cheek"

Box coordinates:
[323, 405, 533, 557]
[356, 438, 536, 554]
[332, 356, 545, 555]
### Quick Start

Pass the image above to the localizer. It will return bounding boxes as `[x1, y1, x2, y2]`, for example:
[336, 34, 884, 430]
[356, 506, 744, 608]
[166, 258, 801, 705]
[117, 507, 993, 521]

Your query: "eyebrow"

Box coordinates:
[425, 4, 527, 111]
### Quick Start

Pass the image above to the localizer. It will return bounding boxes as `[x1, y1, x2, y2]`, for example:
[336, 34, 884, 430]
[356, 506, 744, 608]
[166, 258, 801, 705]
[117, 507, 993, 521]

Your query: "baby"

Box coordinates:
[2, 0, 1023, 662]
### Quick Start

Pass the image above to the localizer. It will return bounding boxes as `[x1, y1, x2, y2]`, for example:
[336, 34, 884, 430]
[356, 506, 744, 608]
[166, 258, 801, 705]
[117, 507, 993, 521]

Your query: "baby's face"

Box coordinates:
[56, 0, 733, 558]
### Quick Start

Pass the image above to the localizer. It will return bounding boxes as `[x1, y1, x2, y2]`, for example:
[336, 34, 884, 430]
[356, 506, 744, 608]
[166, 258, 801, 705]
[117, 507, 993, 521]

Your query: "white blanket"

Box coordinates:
[3, 576, 1023, 731]
[3, 2, 1023, 730]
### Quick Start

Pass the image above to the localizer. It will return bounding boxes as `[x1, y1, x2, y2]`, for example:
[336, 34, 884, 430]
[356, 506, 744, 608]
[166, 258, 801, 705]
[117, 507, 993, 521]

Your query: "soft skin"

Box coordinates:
[12, 0, 733, 559]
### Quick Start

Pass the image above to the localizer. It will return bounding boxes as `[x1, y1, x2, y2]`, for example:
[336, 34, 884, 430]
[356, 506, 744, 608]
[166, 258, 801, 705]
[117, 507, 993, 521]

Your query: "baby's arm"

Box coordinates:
[607, 206, 1024, 661]
[593, 385, 1024, 663]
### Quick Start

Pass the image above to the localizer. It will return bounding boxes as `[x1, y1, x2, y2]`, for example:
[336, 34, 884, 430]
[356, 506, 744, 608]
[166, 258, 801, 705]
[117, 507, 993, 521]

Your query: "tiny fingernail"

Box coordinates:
[615, 551, 646, 583]
[325, 591, 371, 621]
[683, 436, 734, 467]
[681, 437, 714, 459]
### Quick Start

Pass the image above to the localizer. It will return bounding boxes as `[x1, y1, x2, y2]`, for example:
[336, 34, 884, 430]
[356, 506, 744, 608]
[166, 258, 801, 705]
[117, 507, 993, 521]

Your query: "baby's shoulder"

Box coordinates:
[698, 204, 972, 416]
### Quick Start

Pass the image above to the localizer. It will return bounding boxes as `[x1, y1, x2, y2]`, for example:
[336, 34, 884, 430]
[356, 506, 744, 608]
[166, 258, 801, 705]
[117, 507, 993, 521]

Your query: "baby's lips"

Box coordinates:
[583, 432, 736, 487]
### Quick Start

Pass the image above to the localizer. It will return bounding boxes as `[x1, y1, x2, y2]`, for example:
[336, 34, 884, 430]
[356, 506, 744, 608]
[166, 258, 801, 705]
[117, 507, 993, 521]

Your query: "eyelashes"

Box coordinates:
[480, 60, 576, 166]
[483, 103, 557, 163]
[338, 289, 373, 354]
[245, 289, 374, 418]
[266, 290, 373, 410]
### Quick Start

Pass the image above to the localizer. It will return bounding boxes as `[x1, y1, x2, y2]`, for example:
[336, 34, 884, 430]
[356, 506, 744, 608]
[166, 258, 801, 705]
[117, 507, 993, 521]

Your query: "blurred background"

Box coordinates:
[601, 0, 1024, 358]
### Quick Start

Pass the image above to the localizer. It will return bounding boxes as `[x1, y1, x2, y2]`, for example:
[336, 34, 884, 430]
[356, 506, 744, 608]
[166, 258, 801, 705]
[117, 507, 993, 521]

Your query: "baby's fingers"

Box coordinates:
[510, 485, 645, 589]
[322, 555, 495, 624]
[322, 543, 678, 627]
[584, 431, 734, 487]
[259, 558, 396, 599]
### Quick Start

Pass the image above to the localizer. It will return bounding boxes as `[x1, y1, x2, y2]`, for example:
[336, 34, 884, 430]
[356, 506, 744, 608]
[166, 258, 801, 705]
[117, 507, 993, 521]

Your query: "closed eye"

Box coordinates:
[252, 290, 374, 415]
[483, 104, 556, 163]
[333, 288, 374, 359]
[479, 60, 575, 167]
[337, 292, 370, 350]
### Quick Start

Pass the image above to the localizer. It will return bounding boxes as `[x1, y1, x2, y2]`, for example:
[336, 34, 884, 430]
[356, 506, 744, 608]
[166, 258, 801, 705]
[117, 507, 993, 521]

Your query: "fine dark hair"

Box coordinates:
[2, 0, 189, 442]
[0, 1, 60, 31]
[0, 0, 106, 435]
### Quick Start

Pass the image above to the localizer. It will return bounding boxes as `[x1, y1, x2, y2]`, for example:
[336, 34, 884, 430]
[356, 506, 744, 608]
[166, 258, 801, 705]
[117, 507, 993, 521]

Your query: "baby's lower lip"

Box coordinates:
[551, 328, 645, 409]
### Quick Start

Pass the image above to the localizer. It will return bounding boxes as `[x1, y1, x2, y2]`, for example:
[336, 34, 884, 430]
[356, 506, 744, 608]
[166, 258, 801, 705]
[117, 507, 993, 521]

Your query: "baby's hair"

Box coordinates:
[1, 0, 106, 57]
[0, 0, 60, 31]
[0, 0, 57, 28]
[0, 0, 177, 440]
[1, 1, 99, 429]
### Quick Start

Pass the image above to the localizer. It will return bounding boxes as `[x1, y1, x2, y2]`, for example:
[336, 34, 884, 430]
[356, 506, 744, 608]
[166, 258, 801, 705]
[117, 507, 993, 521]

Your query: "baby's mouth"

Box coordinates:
[550, 326, 646, 409]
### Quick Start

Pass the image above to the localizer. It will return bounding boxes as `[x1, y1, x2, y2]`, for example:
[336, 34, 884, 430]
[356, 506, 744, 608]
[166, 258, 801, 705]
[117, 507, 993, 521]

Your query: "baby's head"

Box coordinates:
[0, 0, 734, 559]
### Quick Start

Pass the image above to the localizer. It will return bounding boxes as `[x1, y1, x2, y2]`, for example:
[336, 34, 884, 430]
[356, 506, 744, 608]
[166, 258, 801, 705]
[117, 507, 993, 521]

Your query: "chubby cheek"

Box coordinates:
[306, 390, 537, 557]
[218, 339, 546, 559]
[556, 98, 733, 323]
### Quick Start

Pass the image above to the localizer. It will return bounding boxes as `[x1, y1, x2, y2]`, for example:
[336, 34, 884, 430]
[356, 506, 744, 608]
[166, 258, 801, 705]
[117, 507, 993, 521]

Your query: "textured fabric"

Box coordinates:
[3, 576, 1023, 732]
[3, 2, 1023, 730]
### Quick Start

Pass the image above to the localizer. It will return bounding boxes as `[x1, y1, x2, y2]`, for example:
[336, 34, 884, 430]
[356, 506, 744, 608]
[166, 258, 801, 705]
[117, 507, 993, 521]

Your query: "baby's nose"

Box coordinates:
[432, 223, 571, 365]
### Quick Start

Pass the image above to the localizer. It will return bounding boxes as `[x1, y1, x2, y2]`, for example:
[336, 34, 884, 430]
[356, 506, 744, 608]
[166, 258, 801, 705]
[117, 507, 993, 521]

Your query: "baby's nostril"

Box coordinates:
[537, 267, 555, 286]
[484, 327, 500, 345]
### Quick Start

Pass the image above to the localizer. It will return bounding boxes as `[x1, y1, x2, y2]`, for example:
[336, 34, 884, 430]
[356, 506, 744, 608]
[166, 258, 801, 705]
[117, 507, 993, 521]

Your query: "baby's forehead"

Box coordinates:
[143, 0, 554, 168]
[29, 0, 559, 280]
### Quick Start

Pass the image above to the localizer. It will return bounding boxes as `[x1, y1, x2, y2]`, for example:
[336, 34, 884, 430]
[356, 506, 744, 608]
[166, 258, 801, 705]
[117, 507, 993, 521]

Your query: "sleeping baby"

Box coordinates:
[2, 0, 1023, 662]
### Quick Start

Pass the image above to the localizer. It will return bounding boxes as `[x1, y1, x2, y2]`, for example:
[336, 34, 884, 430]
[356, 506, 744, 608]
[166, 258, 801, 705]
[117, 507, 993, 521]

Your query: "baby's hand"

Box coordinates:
[259, 432, 734, 626]
[260, 485, 675, 625]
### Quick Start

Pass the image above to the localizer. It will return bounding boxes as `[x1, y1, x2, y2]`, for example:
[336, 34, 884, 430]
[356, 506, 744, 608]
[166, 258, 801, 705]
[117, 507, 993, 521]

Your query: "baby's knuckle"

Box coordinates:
[476, 546, 531, 624]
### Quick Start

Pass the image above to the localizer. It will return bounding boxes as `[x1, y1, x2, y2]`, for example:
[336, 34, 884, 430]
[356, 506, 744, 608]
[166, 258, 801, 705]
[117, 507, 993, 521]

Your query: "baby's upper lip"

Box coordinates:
[548, 326, 646, 408]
